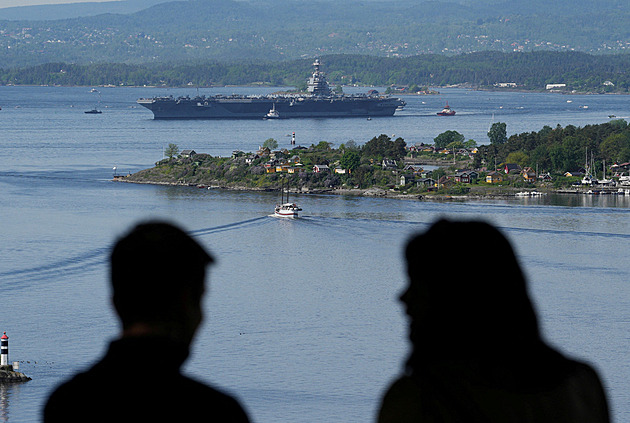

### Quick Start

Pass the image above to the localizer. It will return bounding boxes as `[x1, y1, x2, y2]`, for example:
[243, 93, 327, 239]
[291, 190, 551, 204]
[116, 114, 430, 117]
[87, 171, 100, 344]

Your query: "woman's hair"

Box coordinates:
[403, 219, 540, 364]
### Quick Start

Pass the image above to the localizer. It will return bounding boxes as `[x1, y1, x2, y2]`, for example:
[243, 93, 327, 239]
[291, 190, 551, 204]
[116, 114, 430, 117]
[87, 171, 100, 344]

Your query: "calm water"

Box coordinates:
[1, 86, 630, 422]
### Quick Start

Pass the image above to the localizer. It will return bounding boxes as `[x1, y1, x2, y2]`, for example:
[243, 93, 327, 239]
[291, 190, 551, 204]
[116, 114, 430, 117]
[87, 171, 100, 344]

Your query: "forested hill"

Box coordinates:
[3, 52, 630, 93]
[1, 0, 630, 67]
[475, 119, 630, 177]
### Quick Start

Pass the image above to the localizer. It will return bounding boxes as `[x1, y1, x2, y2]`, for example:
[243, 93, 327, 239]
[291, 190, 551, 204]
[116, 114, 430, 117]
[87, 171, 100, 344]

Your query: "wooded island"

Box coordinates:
[122, 120, 630, 199]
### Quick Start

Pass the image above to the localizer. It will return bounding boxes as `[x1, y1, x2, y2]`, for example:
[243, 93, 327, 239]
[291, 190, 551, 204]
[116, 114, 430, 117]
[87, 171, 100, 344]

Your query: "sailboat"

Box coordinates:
[599, 160, 614, 186]
[274, 178, 301, 218]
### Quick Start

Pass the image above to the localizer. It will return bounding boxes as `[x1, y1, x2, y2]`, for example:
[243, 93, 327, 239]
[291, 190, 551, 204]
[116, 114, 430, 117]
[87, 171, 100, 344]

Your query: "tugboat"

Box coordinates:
[437, 102, 456, 116]
[264, 103, 280, 119]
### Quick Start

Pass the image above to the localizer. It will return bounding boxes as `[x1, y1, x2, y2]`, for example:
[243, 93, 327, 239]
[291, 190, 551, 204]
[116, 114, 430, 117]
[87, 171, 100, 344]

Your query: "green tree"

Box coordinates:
[363, 134, 406, 161]
[505, 151, 530, 168]
[345, 139, 359, 150]
[314, 141, 332, 150]
[488, 122, 507, 145]
[600, 132, 630, 163]
[464, 139, 477, 148]
[165, 143, 179, 159]
[446, 140, 464, 150]
[434, 130, 465, 149]
[263, 138, 278, 150]
[340, 150, 361, 171]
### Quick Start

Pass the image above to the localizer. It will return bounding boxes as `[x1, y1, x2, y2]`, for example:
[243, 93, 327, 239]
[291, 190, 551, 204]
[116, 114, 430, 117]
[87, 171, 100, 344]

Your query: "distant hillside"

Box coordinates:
[2, 52, 630, 93]
[0, 0, 170, 20]
[0, 0, 629, 67]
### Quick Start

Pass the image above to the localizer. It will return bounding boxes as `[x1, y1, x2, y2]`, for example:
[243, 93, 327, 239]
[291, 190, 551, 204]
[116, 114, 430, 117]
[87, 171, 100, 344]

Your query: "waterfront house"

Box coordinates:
[521, 167, 536, 181]
[546, 83, 567, 90]
[334, 167, 347, 174]
[503, 163, 522, 174]
[313, 164, 330, 173]
[403, 165, 424, 174]
[180, 149, 196, 158]
[382, 159, 397, 170]
[416, 178, 436, 188]
[486, 171, 504, 184]
[257, 146, 271, 156]
[564, 168, 585, 177]
[245, 154, 259, 165]
[453, 170, 478, 184]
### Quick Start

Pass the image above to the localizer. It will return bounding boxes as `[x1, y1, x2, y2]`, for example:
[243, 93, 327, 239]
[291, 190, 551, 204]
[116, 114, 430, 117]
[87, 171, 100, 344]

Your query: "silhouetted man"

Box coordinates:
[378, 219, 609, 423]
[44, 221, 250, 422]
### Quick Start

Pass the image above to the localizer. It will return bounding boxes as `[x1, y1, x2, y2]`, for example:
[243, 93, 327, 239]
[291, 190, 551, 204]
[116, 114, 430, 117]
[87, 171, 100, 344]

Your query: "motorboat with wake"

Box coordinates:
[274, 178, 301, 218]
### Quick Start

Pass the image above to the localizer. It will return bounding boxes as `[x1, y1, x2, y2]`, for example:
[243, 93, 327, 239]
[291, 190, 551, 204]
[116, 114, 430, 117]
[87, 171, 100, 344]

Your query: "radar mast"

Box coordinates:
[307, 59, 332, 96]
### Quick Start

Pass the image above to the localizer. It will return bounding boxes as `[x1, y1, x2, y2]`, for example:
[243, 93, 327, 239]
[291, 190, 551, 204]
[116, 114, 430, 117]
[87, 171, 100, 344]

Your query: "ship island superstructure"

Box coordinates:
[137, 59, 405, 119]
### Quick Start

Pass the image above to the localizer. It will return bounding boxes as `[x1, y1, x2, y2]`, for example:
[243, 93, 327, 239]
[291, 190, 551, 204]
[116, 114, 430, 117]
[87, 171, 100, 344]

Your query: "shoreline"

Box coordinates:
[2, 83, 629, 96]
[118, 179, 626, 203]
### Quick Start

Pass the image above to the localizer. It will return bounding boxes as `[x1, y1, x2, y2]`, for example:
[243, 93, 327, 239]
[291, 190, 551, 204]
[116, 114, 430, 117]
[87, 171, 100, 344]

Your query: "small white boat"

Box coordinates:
[274, 202, 302, 218]
[274, 178, 301, 218]
[515, 191, 546, 197]
[265, 103, 280, 119]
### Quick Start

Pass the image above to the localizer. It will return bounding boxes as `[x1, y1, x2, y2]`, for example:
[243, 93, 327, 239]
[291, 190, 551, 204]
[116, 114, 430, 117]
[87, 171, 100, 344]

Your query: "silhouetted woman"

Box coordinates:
[378, 219, 609, 423]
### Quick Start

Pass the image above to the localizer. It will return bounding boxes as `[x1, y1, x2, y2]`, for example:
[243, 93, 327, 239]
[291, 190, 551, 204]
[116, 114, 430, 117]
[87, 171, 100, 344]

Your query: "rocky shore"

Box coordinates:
[0, 365, 31, 382]
[118, 177, 566, 202]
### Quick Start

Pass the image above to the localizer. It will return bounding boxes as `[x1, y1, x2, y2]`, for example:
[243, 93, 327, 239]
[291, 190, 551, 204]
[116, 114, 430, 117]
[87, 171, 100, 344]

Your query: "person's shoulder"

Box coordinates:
[378, 376, 424, 423]
[180, 376, 251, 422]
[44, 370, 96, 421]
[382, 375, 419, 396]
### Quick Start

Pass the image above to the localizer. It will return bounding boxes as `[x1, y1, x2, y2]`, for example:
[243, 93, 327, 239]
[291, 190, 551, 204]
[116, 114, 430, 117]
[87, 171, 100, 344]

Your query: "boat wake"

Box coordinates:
[1, 216, 272, 290]
[189, 216, 270, 236]
[0, 247, 109, 290]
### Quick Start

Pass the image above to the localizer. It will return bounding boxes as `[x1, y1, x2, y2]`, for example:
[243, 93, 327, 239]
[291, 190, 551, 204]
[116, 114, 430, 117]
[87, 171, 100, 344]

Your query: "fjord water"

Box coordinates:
[1, 86, 630, 422]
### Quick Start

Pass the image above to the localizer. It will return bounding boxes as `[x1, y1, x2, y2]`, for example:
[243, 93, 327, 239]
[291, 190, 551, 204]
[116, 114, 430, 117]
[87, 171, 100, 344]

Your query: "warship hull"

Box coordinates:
[137, 95, 404, 119]
[137, 59, 404, 119]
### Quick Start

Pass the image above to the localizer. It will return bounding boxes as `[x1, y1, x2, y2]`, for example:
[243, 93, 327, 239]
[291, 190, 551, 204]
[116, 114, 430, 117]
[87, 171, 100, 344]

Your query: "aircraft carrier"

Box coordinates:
[137, 60, 405, 119]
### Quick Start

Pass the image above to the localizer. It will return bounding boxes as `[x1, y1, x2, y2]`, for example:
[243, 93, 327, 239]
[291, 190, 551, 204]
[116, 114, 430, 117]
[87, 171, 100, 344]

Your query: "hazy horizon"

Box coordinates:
[1, 0, 118, 8]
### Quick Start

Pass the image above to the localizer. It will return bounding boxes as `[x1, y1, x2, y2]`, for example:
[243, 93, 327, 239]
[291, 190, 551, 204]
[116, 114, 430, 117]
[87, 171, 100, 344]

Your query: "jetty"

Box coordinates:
[0, 332, 30, 383]
[0, 365, 31, 382]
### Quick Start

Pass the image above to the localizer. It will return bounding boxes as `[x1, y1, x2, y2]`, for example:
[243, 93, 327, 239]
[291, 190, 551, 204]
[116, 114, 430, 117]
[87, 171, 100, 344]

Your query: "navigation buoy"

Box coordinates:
[1, 332, 8, 366]
[291, 132, 296, 145]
